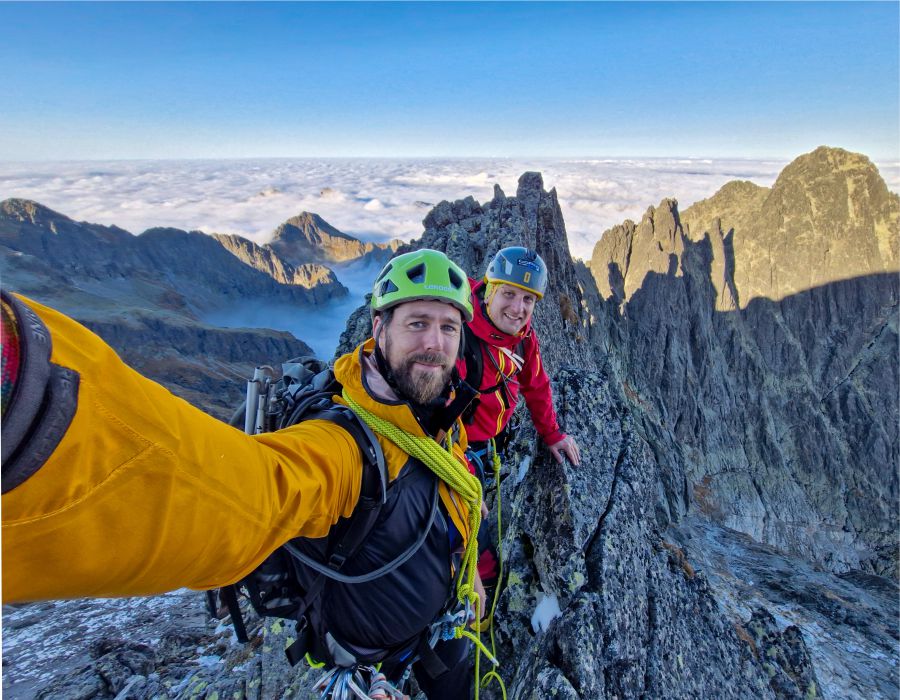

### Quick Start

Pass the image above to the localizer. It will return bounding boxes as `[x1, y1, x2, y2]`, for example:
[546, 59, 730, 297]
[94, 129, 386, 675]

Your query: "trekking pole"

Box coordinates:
[244, 366, 275, 435]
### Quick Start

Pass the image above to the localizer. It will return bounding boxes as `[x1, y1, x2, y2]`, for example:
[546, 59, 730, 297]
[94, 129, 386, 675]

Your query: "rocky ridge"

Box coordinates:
[0, 200, 365, 417]
[335, 153, 898, 698]
[0, 199, 349, 315]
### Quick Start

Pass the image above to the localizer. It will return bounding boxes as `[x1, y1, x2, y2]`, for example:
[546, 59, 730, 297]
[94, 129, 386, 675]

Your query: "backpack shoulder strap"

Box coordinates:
[462, 325, 483, 392]
[462, 326, 484, 425]
[298, 400, 387, 570]
[278, 369, 388, 566]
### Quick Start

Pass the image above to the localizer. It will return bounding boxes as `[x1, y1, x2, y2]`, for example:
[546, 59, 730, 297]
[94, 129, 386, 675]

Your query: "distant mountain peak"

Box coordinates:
[276, 211, 357, 244]
[2, 198, 75, 228]
[269, 211, 394, 266]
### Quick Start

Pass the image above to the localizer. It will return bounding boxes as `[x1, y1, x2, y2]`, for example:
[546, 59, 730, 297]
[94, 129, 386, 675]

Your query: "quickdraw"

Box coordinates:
[313, 665, 409, 700]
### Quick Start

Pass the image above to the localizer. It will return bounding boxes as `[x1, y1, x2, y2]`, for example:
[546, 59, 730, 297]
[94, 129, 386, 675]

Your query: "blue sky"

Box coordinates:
[1, 2, 897, 160]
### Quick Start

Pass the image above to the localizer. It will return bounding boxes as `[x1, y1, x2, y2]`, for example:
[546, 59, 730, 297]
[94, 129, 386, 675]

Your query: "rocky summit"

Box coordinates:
[2, 147, 898, 699]
[588, 147, 899, 580]
[269, 211, 399, 266]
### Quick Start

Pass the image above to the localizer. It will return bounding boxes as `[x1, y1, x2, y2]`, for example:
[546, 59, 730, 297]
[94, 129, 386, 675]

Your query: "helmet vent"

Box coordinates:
[374, 263, 392, 284]
[447, 267, 463, 289]
[379, 279, 399, 296]
[406, 263, 426, 284]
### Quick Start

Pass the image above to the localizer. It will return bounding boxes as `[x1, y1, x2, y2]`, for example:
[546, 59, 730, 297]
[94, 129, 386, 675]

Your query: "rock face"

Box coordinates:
[269, 211, 398, 266]
[333, 152, 898, 699]
[588, 147, 899, 580]
[491, 368, 776, 699]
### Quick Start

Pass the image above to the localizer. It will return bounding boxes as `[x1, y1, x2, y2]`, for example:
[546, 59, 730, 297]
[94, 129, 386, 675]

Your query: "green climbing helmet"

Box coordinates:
[371, 249, 474, 321]
[484, 246, 548, 298]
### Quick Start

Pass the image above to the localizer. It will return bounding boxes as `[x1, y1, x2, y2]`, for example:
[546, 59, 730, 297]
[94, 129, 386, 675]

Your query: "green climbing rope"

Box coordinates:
[341, 390, 482, 612]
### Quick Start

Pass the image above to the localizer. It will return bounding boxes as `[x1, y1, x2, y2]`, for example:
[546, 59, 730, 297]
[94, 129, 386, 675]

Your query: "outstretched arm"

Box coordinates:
[2, 293, 361, 603]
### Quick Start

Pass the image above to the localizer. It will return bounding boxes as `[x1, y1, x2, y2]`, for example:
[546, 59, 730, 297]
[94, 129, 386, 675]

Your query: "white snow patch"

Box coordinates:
[197, 654, 223, 668]
[516, 456, 531, 484]
[530, 592, 562, 634]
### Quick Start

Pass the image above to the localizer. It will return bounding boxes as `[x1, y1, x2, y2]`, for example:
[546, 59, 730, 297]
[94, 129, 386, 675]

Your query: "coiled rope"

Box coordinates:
[341, 390, 482, 612]
[342, 390, 503, 698]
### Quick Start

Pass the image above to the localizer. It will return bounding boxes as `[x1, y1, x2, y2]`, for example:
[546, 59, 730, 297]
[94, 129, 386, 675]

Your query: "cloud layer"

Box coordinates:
[3, 156, 898, 261]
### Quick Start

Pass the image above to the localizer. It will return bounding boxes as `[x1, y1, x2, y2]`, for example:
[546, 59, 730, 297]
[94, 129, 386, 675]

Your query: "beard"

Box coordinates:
[391, 351, 453, 405]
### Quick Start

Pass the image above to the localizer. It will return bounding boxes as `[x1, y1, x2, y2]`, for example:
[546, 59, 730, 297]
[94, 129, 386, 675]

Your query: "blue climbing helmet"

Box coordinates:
[484, 246, 548, 298]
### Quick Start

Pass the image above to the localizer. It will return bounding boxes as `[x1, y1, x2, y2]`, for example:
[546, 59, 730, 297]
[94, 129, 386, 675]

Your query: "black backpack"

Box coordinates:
[209, 358, 440, 668]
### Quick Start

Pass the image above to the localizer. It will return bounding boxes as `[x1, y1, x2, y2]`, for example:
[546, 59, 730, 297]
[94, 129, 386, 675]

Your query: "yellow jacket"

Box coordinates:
[2, 296, 471, 603]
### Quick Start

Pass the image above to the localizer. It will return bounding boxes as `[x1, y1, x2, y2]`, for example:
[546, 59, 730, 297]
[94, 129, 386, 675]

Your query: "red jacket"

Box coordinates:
[457, 279, 564, 446]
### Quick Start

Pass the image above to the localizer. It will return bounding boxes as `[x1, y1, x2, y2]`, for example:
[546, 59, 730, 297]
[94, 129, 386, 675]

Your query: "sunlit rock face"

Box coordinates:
[587, 147, 899, 580]
[684, 146, 899, 305]
[212, 232, 344, 298]
[269, 211, 399, 266]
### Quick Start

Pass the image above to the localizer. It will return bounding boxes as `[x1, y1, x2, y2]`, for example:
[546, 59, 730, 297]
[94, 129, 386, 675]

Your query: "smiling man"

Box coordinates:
[460, 246, 581, 473]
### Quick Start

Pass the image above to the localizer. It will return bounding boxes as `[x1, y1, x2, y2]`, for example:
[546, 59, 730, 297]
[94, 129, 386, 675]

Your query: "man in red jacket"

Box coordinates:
[459, 246, 581, 481]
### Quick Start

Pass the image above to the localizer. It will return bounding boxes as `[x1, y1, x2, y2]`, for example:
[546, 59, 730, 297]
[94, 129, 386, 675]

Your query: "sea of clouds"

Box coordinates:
[5, 156, 897, 358]
[7, 156, 897, 263]
[203, 256, 384, 359]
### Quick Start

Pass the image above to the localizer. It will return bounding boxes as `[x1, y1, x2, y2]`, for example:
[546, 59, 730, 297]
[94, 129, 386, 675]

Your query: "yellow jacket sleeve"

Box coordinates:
[2, 296, 362, 603]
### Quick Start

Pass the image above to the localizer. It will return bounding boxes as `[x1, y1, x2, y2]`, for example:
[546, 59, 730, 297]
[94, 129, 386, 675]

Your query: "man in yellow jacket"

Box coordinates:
[1, 249, 485, 699]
